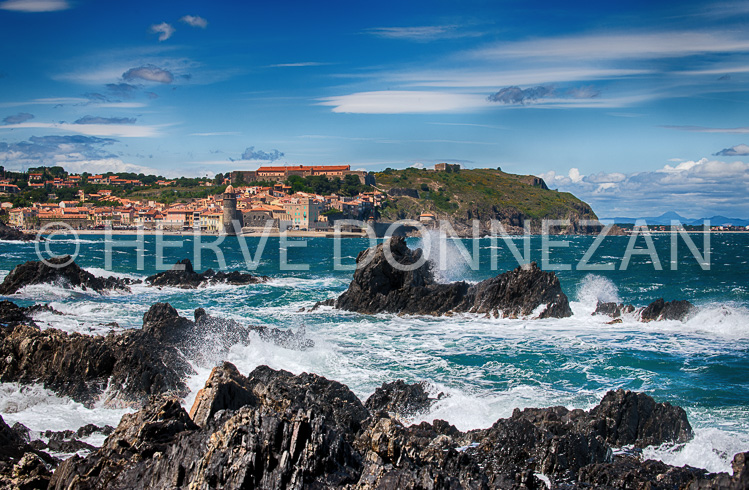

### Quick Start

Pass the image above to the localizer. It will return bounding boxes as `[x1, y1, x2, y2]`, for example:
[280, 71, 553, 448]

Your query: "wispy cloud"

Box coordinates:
[269, 62, 330, 68]
[150, 22, 175, 42]
[74, 115, 137, 125]
[473, 30, 749, 61]
[0, 97, 89, 107]
[106, 82, 138, 98]
[714, 144, 749, 156]
[123, 64, 174, 83]
[2, 112, 34, 124]
[0, 0, 69, 12]
[0, 135, 118, 169]
[662, 125, 749, 134]
[367, 25, 482, 42]
[190, 132, 241, 136]
[180, 15, 207, 28]
[0, 121, 163, 137]
[319, 90, 490, 114]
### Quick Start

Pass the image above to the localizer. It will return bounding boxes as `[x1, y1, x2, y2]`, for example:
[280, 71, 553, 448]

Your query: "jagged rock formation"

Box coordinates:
[325, 236, 572, 318]
[593, 298, 697, 322]
[0, 415, 57, 489]
[0, 301, 312, 407]
[365, 379, 442, 419]
[145, 258, 268, 289]
[0, 300, 61, 327]
[0, 256, 136, 295]
[640, 298, 698, 322]
[0, 321, 193, 407]
[48, 364, 743, 489]
[0, 221, 39, 241]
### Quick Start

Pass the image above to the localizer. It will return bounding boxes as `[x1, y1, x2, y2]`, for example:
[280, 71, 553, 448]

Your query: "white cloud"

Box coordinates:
[0, 121, 163, 137]
[0, 97, 89, 108]
[473, 30, 749, 61]
[0, 0, 69, 12]
[366, 25, 483, 42]
[180, 15, 207, 28]
[318, 90, 490, 114]
[568, 167, 584, 183]
[540, 158, 749, 217]
[150, 22, 175, 42]
[410, 162, 425, 168]
[396, 68, 649, 89]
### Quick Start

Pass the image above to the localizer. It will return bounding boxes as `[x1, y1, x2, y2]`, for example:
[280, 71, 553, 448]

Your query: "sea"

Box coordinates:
[0, 231, 747, 473]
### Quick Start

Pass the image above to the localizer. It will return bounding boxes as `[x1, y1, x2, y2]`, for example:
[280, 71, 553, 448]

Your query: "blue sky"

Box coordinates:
[1, 0, 748, 217]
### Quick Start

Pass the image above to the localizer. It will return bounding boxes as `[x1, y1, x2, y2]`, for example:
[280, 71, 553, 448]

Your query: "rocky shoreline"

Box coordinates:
[0, 361, 745, 489]
[0, 221, 39, 242]
[0, 240, 743, 488]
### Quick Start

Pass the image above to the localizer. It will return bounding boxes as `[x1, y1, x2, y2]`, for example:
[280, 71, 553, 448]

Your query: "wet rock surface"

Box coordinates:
[0, 221, 38, 242]
[640, 298, 698, 322]
[0, 300, 62, 327]
[593, 298, 698, 322]
[145, 258, 268, 289]
[365, 379, 442, 419]
[0, 301, 313, 408]
[48, 363, 740, 490]
[326, 236, 572, 318]
[0, 321, 193, 407]
[0, 256, 136, 295]
[0, 415, 57, 489]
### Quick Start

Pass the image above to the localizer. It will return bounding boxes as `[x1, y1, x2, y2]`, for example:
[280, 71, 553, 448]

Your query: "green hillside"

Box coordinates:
[374, 167, 597, 228]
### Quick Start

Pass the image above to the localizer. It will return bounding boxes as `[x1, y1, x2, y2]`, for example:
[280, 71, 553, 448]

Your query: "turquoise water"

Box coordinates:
[0, 232, 748, 472]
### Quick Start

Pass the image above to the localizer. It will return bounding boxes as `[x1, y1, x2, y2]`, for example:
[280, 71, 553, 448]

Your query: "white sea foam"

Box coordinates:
[0, 383, 131, 435]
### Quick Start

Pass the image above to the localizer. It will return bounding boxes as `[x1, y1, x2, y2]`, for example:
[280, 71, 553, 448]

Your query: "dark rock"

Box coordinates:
[0, 415, 55, 489]
[51, 368, 365, 489]
[587, 389, 693, 448]
[0, 323, 193, 407]
[0, 300, 30, 326]
[0, 300, 62, 328]
[189, 362, 257, 427]
[141, 302, 194, 344]
[387, 187, 420, 198]
[329, 236, 572, 318]
[593, 301, 630, 318]
[145, 258, 268, 289]
[0, 221, 39, 242]
[6, 452, 52, 489]
[594, 299, 696, 323]
[687, 451, 749, 489]
[641, 298, 697, 322]
[244, 364, 370, 437]
[50, 365, 724, 490]
[11, 422, 31, 443]
[365, 379, 441, 419]
[580, 455, 710, 490]
[76, 424, 114, 438]
[0, 256, 136, 295]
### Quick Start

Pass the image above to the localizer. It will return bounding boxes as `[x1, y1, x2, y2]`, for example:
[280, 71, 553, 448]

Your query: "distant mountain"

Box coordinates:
[602, 211, 749, 227]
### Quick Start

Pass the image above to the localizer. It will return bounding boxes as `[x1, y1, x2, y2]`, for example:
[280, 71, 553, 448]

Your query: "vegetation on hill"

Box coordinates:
[373, 167, 597, 228]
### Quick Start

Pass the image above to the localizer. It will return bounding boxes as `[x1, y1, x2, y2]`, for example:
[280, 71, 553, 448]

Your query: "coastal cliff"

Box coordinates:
[374, 167, 598, 234]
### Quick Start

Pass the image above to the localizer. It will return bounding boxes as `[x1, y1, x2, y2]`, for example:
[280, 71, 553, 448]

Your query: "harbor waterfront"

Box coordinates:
[1, 232, 747, 475]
